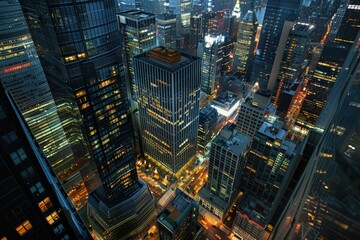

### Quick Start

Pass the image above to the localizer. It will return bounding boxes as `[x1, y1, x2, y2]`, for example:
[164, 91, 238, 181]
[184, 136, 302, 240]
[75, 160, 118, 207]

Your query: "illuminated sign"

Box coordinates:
[3, 62, 30, 73]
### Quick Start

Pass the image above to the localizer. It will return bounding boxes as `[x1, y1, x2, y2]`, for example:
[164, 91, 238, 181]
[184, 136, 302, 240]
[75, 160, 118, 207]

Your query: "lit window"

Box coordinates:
[46, 211, 59, 225]
[10, 148, 27, 165]
[38, 197, 52, 212]
[1, 237, 8, 240]
[16, 220, 32, 236]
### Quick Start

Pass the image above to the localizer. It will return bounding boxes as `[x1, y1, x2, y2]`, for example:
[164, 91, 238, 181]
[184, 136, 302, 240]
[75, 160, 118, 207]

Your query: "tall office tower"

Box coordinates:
[0, 0, 82, 199]
[271, 32, 360, 240]
[135, 47, 201, 175]
[19, 1, 156, 239]
[201, 35, 225, 96]
[327, 2, 347, 42]
[190, 14, 203, 49]
[273, 23, 314, 106]
[157, 13, 177, 49]
[251, 0, 301, 90]
[157, 189, 201, 240]
[237, 119, 297, 238]
[0, 85, 89, 239]
[233, 9, 258, 81]
[198, 105, 218, 151]
[334, 0, 360, 45]
[117, 10, 157, 99]
[296, 43, 348, 129]
[224, 10, 238, 39]
[198, 124, 251, 219]
[167, 0, 192, 47]
[233, 0, 241, 18]
[236, 92, 276, 137]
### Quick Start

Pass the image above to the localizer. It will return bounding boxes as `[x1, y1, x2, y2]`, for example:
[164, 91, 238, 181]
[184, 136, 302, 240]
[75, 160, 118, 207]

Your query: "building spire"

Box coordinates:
[233, 0, 241, 18]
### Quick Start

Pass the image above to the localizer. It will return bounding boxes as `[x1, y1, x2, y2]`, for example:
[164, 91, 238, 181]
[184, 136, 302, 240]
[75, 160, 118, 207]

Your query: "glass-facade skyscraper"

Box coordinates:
[0, 84, 89, 240]
[273, 22, 314, 106]
[0, 0, 81, 198]
[134, 47, 201, 175]
[233, 9, 258, 81]
[117, 10, 157, 98]
[18, 0, 156, 239]
[272, 31, 360, 240]
[251, 0, 301, 90]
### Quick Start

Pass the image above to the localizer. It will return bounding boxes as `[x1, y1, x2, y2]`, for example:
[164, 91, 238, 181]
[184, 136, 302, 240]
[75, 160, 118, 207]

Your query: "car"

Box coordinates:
[215, 234, 221, 240]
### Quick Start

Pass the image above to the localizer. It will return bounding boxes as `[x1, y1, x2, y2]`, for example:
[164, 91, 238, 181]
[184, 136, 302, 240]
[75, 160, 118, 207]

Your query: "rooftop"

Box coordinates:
[117, 10, 155, 20]
[158, 189, 195, 231]
[213, 124, 251, 156]
[134, 47, 200, 72]
[258, 120, 286, 141]
[237, 195, 270, 227]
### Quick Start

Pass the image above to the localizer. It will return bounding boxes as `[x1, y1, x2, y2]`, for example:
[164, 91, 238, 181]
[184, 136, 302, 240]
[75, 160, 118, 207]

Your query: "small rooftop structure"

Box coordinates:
[148, 47, 181, 64]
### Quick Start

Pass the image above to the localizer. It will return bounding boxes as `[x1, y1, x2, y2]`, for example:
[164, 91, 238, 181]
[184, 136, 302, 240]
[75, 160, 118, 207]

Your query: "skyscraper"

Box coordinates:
[134, 47, 201, 175]
[236, 92, 276, 137]
[190, 14, 203, 49]
[271, 31, 360, 240]
[198, 124, 251, 219]
[198, 105, 218, 151]
[200, 35, 225, 95]
[237, 119, 297, 237]
[233, 9, 258, 81]
[19, 0, 156, 239]
[0, 0, 81, 200]
[0, 84, 89, 240]
[296, 43, 348, 129]
[273, 22, 314, 106]
[251, 0, 301, 89]
[157, 13, 177, 49]
[117, 10, 157, 98]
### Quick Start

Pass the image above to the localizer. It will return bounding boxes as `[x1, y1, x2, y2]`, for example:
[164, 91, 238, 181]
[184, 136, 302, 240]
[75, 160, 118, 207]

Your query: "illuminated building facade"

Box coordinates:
[167, 0, 192, 47]
[236, 92, 276, 137]
[135, 47, 201, 174]
[201, 35, 233, 95]
[190, 13, 202, 49]
[233, 10, 258, 81]
[117, 10, 157, 98]
[198, 105, 218, 151]
[19, 1, 156, 239]
[273, 22, 314, 106]
[239, 119, 297, 235]
[0, 84, 89, 240]
[198, 124, 251, 219]
[0, 0, 79, 197]
[251, 0, 301, 89]
[296, 43, 348, 129]
[157, 13, 177, 49]
[335, 0, 360, 45]
[271, 32, 360, 240]
[157, 189, 200, 240]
